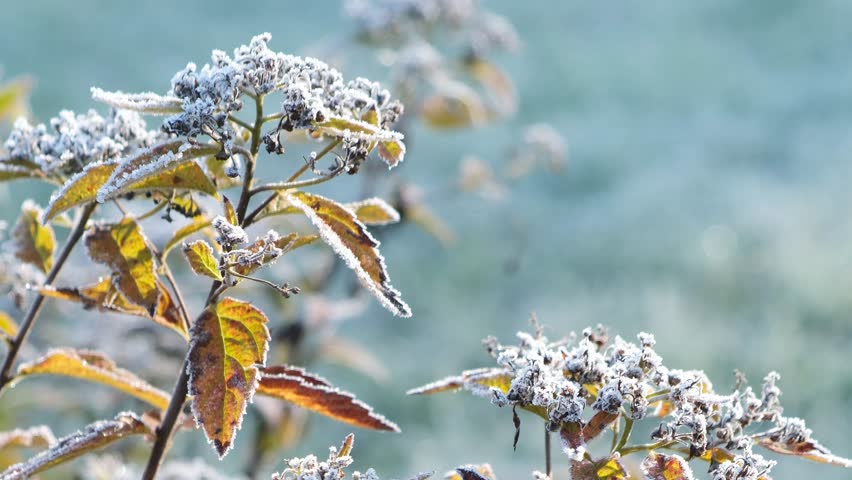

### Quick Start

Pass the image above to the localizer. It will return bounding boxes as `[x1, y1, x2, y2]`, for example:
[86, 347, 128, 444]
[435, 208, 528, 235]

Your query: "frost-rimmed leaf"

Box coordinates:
[38, 277, 187, 339]
[95, 140, 219, 203]
[84, 218, 159, 315]
[182, 240, 222, 281]
[286, 190, 411, 317]
[90, 87, 183, 115]
[312, 116, 406, 168]
[756, 423, 852, 468]
[223, 196, 238, 226]
[12, 202, 55, 274]
[187, 297, 270, 458]
[569, 455, 627, 480]
[0, 412, 150, 480]
[641, 452, 694, 480]
[344, 198, 400, 226]
[0, 164, 44, 183]
[43, 158, 217, 222]
[0, 426, 55, 452]
[13, 349, 170, 410]
[407, 368, 512, 396]
[163, 216, 214, 257]
[257, 365, 399, 432]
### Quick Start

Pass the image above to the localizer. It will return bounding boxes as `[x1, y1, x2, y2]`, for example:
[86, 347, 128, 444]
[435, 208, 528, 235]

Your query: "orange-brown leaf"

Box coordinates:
[0, 413, 150, 479]
[0, 426, 55, 451]
[257, 365, 399, 432]
[14, 349, 170, 410]
[343, 198, 400, 226]
[286, 191, 410, 317]
[38, 277, 187, 339]
[187, 297, 270, 457]
[641, 452, 694, 480]
[84, 218, 159, 314]
[757, 432, 852, 468]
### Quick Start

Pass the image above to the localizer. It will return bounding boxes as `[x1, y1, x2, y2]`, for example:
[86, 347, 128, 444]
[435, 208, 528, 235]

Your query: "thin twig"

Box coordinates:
[248, 164, 347, 195]
[544, 425, 552, 478]
[0, 202, 97, 391]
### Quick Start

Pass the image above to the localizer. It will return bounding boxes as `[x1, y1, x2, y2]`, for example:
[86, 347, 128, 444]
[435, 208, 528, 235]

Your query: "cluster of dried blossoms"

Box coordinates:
[410, 324, 852, 479]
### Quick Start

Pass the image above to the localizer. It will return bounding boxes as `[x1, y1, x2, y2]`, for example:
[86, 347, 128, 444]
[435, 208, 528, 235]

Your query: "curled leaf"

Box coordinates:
[257, 365, 399, 432]
[90, 87, 183, 115]
[756, 423, 852, 468]
[312, 116, 406, 168]
[182, 240, 222, 281]
[38, 277, 187, 339]
[344, 198, 401, 226]
[12, 202, 55, 274]
[641, 452, 695, 480]
[0, 412, 150, 479]
[188, 297, 270, 457]
[14, 349, 170, 410]
[286, 191, 411, 317]
[84, 218, 159, 315]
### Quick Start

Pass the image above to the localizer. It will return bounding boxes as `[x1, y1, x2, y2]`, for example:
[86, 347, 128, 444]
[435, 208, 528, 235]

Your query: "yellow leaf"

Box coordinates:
[286, 191, 411, 317]
[257, 365, 399, 432]
[641, 452, 694, 480]
[0, 165, 44, 183]
[421, 84, 486, 129]
[84, 218, 159, 314]
[0, 77, 31, 124]
[223, 196, 238, 226]
[38, 277, 188, 340]
[182, 240, 222, 281]
[596, 457, 628, 479]
[96, 140, 219, 203]
[343, 198, 400, 226]
[163, 216, 213, 257]
[14, 349, 170, 410]
[0, 311, 17, 339]
[188, 297, 270, 458]
[12, 202, 55, 274]
[0, 412, 150, 479]
[407, 368, 512, 396]
[0, 426, 55, 451]
[465, 58, 516, 115]
[205, 155, 242, 189]
[338, 433, 355, 458]
[312, 116, 406, 168]
[43, 158, 217, 222]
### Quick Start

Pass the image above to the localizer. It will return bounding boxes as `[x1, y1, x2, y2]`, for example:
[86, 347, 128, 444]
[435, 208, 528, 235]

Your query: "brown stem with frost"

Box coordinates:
[0, 202, 97, 391]
[545, 425, 552, 478]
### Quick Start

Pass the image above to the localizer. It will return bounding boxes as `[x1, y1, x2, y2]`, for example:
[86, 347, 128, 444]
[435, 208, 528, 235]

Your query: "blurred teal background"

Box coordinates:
[1, 1, 852, 479]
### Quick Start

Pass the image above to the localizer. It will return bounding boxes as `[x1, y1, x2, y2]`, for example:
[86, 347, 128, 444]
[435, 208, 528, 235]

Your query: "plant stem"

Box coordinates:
[614, 417, 634, 453]
[618, 439, 677, 456]
[141, 366, 189, 480]
[235, 94, 264, 224]
[0, 202, 97, 391]
[248, 164, 347, 195]
[544, 426, 552, 478]
[241, 139, 340, 228]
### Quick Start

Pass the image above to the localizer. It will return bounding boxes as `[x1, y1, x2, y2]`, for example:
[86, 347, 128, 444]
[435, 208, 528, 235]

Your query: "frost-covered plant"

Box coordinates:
[0, 33, 413, 479]
[410, 321, 852, 479]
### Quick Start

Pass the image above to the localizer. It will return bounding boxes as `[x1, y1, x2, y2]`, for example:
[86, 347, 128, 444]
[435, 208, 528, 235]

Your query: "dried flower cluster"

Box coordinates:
[411, 323, 852, 479]
[3, 109, 158, 175]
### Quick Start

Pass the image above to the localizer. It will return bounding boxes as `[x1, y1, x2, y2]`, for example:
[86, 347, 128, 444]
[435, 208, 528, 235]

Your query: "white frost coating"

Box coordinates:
[285, 191, 411, 318]
[0, 425, 57, 449]
[0, 412, 146, 480]
[211, 216, 249, 248]
[90, 87, 183, 115]
[43, 159, 119, 223]
[343, 197, 401, 226]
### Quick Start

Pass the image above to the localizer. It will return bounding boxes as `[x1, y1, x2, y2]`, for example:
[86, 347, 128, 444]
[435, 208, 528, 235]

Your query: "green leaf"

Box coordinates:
[344, 198, 400, 226]
[257, 365, 399, 432]
[286, 190, 411, 317]
[182, 240, 222, 281]
[84, 218, 159, 314]
[14, 349, 170, 410]
[38, 277, 188, 340]
[188, 297, 270, 458]
[0, 413, 150, 479]
[12, 202, 55, 274]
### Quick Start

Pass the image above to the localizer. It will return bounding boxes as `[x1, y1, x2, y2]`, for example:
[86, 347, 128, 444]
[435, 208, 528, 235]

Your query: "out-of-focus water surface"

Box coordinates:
[1, 1, 852, 479]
